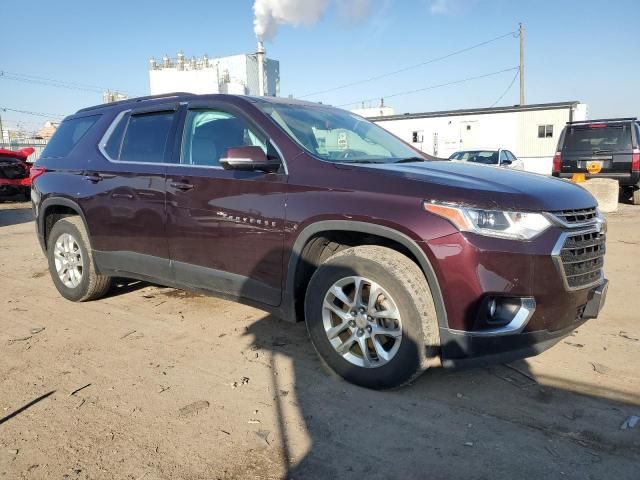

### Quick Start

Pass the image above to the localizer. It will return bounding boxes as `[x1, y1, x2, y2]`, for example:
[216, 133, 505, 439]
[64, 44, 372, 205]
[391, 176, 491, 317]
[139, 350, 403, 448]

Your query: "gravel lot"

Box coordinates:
[1, 199, 639, 479]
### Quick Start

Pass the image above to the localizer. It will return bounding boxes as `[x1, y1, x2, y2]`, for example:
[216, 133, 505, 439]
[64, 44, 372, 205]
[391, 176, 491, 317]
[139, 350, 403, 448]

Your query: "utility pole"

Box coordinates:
[519, 22, 525, 105]
[0, 113, 4, 146]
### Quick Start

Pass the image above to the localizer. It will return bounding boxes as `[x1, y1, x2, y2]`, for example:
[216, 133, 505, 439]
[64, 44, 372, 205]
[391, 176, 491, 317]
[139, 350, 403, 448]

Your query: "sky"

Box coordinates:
[2, 0, 639, 132]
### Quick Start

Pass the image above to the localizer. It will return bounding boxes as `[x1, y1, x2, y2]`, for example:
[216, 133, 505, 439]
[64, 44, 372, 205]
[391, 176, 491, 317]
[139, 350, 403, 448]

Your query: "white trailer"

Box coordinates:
[369, 102, 588, 175]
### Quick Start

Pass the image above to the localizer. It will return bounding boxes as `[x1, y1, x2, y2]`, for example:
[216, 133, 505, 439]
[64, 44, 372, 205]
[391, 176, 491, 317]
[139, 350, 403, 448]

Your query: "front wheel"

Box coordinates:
[305, 245, 440, 389]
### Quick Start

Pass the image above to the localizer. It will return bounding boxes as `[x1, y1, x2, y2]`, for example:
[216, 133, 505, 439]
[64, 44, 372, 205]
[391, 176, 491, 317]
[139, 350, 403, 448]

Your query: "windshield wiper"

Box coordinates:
[592, 149, 613, 154]
[393, 156, 425, 163]
[338, 159, 385, 164]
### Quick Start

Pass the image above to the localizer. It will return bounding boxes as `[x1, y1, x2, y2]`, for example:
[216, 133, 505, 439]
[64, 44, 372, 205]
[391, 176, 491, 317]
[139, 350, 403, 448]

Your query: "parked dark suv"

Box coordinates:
[32, 93, 608, 389]
[552, 117, 640, 204]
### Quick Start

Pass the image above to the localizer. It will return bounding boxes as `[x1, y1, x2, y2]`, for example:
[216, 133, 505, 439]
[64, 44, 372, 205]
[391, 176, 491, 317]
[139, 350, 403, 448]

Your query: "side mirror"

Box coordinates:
[220, 146, 281, 173]
[501, 159, 512, 166]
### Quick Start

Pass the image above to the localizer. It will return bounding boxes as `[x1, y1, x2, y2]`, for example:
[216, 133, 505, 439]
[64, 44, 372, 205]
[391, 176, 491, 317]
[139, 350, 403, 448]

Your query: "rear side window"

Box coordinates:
[41, 115, 100, 158]
[119, 111, 175, 163]
[563, 124, 632, 152]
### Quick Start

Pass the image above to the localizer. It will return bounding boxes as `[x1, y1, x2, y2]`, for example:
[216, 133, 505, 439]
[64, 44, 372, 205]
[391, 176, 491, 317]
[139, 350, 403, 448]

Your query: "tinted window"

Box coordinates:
[500, 150, 509, 162]
[506, 151, 517, 161]
[181, 110, 267, 167]
[563, 124, 632, 152]
[119, 111, 175, 163]
[41, 115, 100, 158]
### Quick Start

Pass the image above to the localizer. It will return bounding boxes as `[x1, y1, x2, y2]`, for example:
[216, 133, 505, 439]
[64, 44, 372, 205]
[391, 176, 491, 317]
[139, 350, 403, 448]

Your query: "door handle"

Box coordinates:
[83, 172, 116, 183]
[83, 173, 104, 183]
[170, 181, 195, 191]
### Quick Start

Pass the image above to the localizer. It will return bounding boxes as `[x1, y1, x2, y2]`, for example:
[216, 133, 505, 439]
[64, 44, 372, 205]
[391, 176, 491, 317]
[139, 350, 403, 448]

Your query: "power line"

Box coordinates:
[298, 28, 519, 99]
[490, 68, 520, 108]
[339, 67, 520, 107]
[0, 69, 142, 96]
[0, 107, 67, 119]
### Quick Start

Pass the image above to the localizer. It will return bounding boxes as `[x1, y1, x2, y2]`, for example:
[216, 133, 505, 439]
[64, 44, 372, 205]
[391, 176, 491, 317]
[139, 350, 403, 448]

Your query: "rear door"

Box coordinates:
[561, 122, 635, 177]
[82, 104, 181, 280]
[165, 100, 287, 306]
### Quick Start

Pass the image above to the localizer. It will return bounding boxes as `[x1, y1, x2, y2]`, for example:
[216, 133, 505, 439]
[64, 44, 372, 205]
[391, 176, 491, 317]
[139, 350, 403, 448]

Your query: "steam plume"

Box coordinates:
[253, 0, 372, 41]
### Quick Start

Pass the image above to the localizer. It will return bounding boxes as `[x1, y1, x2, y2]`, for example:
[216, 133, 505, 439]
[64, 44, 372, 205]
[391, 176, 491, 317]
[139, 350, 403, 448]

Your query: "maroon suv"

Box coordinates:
[31, 93, 608, 389]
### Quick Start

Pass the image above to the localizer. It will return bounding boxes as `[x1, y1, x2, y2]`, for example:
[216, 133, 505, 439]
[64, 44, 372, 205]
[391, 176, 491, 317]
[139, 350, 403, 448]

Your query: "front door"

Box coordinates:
[82, 105, 180, 280]
[165, 103, 287, 306]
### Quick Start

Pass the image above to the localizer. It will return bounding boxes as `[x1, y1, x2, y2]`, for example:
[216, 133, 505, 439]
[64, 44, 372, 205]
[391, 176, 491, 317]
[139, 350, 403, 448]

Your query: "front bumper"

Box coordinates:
[439, 279, 608, 367]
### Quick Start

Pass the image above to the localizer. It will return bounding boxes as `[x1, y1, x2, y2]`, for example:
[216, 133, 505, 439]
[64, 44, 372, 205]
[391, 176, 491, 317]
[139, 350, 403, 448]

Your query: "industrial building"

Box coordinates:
[149, 44, 279, 97]
[369, 101, 587, 174]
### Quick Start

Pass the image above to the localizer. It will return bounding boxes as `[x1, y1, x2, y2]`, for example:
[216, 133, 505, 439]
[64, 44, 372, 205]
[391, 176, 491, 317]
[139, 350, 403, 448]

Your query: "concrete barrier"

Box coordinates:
[578, 178, 619, 212]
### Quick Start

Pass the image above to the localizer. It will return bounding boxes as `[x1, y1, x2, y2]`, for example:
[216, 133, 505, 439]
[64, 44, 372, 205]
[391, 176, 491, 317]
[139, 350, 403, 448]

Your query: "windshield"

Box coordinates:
[449, 150, 498, 165]
[256, 102, 425, 163]
[563, 124, 633, 152]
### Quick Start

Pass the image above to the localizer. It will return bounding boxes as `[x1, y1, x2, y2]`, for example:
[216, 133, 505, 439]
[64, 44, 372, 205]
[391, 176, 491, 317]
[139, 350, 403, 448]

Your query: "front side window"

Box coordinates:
[181, 110, 267, 167]
[499, 150, 509, 163]
[41, 115, 100, 158]
[256, 102, 423, 163]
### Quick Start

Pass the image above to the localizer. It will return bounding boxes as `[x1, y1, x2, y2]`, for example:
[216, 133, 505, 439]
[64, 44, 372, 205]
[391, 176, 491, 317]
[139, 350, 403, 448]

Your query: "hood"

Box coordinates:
[344, 160, 596, 212]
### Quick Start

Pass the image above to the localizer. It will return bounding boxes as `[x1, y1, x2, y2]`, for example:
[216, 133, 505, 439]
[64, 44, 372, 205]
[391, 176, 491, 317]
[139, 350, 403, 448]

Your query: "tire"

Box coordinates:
[305, 245, 440, 389]
[633, 188, 640, 205]
[47, 216, 111, 302]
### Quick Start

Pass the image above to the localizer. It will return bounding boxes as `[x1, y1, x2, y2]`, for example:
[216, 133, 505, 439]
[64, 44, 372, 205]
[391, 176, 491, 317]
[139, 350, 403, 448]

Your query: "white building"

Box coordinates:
[149, 50, 280, 97]
[369, 101, 588, 175]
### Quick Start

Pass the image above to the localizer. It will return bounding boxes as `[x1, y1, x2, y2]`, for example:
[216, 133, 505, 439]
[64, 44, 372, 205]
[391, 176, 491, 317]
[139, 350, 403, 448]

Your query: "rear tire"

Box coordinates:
[305, 245, 440, 389]
[47, 217, 111, 302]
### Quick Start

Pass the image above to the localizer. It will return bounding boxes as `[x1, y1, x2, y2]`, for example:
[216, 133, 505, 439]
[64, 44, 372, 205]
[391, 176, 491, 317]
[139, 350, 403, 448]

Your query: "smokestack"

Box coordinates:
[256, 40, 265, 96]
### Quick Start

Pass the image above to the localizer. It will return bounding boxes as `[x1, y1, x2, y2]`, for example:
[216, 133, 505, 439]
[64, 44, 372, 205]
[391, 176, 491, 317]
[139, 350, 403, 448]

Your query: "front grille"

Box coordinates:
[559, 230, 605, 289]
[552, 207, 598, 225]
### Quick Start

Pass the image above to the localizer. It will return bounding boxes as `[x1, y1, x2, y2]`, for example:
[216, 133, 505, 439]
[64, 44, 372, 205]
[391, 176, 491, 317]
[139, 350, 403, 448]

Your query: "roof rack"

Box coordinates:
[76, 92, 196, 113]
[567, 117, 637, 125]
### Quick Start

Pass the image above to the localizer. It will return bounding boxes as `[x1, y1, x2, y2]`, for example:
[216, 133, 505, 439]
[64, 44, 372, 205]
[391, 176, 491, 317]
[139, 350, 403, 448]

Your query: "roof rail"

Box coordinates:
[76, 92, 196, 113]
[567, 117, 637, 125]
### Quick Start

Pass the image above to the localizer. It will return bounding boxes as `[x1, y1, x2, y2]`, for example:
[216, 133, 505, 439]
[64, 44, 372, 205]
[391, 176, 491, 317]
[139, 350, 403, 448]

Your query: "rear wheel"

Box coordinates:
[305, 245, 440, 389]
[47, 217, 111, 302]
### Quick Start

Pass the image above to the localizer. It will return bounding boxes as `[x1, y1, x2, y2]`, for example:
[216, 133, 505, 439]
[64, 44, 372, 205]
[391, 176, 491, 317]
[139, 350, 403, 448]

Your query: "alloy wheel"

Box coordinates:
[322, 276, 402, 368]
[53, 233, 84, 288]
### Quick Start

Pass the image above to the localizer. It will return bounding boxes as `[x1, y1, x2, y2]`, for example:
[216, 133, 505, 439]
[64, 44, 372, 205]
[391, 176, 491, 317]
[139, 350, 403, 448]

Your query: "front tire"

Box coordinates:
[47, 217, 111, 302]
[305, 245, 440, 389]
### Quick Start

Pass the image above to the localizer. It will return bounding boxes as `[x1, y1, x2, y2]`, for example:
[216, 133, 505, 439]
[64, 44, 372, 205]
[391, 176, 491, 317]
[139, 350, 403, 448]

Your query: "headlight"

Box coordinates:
[423, 201, 552, 240]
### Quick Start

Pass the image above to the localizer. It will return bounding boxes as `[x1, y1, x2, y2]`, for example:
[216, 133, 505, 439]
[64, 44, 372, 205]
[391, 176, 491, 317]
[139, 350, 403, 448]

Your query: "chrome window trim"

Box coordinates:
[98, 108, 288, 173]
[551, 226, 606, 291]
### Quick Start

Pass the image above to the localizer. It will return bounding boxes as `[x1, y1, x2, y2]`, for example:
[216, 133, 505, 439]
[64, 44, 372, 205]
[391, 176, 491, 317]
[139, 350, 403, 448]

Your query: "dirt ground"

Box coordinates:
[0, 198, 638, 480]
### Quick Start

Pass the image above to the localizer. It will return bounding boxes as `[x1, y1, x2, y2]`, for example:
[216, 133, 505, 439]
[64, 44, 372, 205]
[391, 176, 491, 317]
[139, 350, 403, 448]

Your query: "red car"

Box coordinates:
[0, 147, 34, 199]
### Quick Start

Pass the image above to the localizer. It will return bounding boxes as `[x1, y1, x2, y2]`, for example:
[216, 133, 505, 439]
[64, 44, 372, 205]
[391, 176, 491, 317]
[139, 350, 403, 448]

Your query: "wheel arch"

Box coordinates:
[40, 197, 90, 251]
[282, 220, 448, 329]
